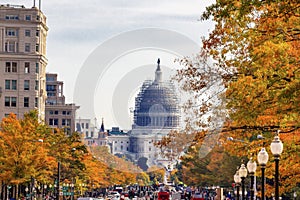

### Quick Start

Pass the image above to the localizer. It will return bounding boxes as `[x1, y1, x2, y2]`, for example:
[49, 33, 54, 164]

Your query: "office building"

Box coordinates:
[45, 73, 79, 134]
[0, 4, 48, 120]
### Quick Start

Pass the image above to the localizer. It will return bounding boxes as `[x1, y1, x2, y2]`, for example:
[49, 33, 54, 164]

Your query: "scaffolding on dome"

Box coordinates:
[133, 78, 180, 128]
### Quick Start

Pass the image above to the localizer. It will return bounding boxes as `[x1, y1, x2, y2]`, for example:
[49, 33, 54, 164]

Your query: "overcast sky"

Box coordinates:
[4, 0, 215, 129]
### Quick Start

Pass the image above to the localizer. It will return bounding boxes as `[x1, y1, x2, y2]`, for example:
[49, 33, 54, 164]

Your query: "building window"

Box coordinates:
[35, 44, 39, 52]
[5, 15, 19, 20]
[86, 123, 89, 129]
[86, 131, 88, 138]
[5, 42, 17, 52]
[5, 97, 10, 107]
[12, 62, 17, 72]
[12, 80, 17, 90]
[49, 118, 58, 126]
[36, 30, 40, 37]
[25, 62, 30, 73]
[121, 145, 123, 150]
[6, 29, 18, 36]
[5, 62, 18, 72]
[63, 119, 71, 126]
[46, 85, 56, 91]
[46, 76, 55, 81]
[114, 147, 117, 151]
[25, 30, 31, 37]
[24, 97, 29, 107]
[35, 97, 38, 107]
[46, 100, 54, 105]
[11, 97, 17, 107]
[4, 62, 8, 72]
[24, 80, 30, 90]
[5, 80, 17, 90]
[5, 80, 10, 90]
[35, 80, 39, 90]
[25, 43, 30, 52]
[91, 132, 94, 138]
[54, 111, 59, 115]
[62, 111, 66, 115]
[35, 63, 39, 73]
[66, 119, 71, 126]
[49, 110, 53, 115]
[25, 15, 31, 21]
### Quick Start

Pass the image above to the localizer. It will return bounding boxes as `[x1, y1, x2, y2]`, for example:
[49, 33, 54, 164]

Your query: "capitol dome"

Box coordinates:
[133, 59, 180, 129]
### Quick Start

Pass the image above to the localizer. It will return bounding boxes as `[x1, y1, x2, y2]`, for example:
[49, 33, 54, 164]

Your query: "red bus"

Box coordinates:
[158, 191, 170, 200]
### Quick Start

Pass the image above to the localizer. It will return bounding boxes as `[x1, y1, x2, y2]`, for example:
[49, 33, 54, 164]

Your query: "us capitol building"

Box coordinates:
[82, 59, 180, 168]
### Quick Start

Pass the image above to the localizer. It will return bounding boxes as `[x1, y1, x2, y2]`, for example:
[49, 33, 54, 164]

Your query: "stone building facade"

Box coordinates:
[0, 4, 48, 120]
[45, 73, 79, 134]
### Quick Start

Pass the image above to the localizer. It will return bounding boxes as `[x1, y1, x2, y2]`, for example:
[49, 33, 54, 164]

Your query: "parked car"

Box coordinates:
[77, 198, 97, 200]
[107, 191, 121, 200]
[191, 192, 205, 200]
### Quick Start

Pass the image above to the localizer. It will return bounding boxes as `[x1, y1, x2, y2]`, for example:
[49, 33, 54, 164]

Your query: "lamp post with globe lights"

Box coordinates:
[239, 163, 248, 200]
[234, 170, 242, 200]
[258, 147, 269, 200]
[247, 157, 257, 200]
[270, 132, 283, 200]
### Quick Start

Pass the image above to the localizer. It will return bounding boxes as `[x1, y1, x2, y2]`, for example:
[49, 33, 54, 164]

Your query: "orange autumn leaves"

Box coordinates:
[172, 0, 300, 196]
[0, 112, 55, 184]
[0, 111, 141, 189]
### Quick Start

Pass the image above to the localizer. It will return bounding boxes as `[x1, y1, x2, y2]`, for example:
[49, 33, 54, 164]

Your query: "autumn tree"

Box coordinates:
[90, 145, 139, 186]
[179, 143, 240, 187]
[44, 129, 88, 184]
[147, 166, 165, 184]
[174, 0, 300, 196]
[136, 172, 150, 186]
[0, 111, 56, 199]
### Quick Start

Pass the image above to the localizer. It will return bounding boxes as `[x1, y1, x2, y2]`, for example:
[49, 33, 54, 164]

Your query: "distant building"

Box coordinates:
[107, 127, 130, 155]
[129, 59, 180, 165]
[93, 59, 180, 167]
[0, 4, 48, 120]
[45, 73, 79, 134]
[76, 118, 100, 145]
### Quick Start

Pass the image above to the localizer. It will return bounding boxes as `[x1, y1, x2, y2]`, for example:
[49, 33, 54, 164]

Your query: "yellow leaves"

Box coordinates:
[0, 111, 55, 185]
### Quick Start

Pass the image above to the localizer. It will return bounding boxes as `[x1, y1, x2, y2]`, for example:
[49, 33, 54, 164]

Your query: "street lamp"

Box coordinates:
[258, 147, 269, 200]
[270, 133, 283, 200]
[25, 187, 29, 198]
[70, 183, 74, 200]
[239, 164, 248, 200]
[247, 157, 257, 200]
[234, 170, 241, 200]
